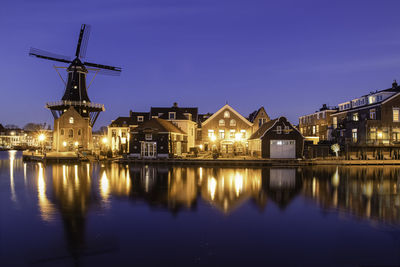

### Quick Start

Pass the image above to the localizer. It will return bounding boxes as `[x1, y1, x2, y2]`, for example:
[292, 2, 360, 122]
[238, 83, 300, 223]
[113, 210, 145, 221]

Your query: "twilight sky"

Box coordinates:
[1, 0, 400, 129]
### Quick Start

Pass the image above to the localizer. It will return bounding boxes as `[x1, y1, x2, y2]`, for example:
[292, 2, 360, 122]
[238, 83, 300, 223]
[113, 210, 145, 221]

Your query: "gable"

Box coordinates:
[202, 104, 253, 127]
[58, 107, 87, 124]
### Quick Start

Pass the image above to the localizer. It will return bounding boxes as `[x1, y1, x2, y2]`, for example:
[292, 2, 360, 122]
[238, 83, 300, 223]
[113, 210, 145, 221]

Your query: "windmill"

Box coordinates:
[29, 24, 122, 127]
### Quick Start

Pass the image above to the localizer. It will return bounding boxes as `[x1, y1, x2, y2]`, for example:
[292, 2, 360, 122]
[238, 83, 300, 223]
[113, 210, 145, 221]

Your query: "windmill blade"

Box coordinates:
[84, 61, 122, 74]
[29, 47, 72, 64]
[75, 24, 91, 59]
[87, 68, 122, 76]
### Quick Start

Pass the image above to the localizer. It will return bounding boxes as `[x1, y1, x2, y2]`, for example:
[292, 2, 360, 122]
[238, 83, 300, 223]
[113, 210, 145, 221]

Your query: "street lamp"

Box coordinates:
[38, 133, 46, 155]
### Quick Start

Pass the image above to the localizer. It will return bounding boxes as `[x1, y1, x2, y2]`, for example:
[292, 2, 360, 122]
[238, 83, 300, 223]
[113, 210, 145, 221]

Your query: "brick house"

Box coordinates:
[200, 104, 253, 155]
[247, 107, 271, 133]
[248, 117, 304, 158]
[129, 118, 187, 158]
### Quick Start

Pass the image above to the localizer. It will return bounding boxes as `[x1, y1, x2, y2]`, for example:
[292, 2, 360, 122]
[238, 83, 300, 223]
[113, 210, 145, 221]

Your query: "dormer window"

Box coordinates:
[138, 116, 144, 122]
[184, 113, 192, 120]
[169, 112, 176, 120]
[69, 117, 74, 124]
[369, 96, 376, 104]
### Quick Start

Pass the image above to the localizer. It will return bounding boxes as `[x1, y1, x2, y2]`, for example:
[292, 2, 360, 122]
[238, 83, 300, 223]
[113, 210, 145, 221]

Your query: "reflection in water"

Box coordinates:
[9, 150, 17, 202]
[37, 163, 55, 222]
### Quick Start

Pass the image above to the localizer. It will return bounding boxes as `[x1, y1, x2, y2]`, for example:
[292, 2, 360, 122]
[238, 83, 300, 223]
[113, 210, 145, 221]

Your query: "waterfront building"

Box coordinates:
[0, 127, 52, 149]
[129, 118, 187, 158]
[200, 104, 253, 155]
[108, 110, 150, 153]
[247, 107, 271, 133]
[298, 104, 338, 144]
[331, 81, 400, 146]
[248, 116, 304, 158]
[150, 103, 198, 153]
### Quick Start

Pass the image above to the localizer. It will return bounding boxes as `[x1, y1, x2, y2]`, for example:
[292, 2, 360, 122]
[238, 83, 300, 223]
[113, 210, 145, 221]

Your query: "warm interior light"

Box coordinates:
[63, 141, 67, 147]
[102, 137, 108, 144]
[377, 131, 383, 139]
[74, 141, 79, 147]
[210, 134, 216, 142]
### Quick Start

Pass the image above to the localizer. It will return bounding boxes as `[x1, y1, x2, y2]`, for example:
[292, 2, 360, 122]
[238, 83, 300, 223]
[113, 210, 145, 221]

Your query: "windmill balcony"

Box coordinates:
[45, 100, 105, 111]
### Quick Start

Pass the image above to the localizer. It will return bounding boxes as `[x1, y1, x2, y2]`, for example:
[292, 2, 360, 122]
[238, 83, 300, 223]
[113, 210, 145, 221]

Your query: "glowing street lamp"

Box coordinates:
[102, 137, 108, 144]
[38, 133, 46, 155]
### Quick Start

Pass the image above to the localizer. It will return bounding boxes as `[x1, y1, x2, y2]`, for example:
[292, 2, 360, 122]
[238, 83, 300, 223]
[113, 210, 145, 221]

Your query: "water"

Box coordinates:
[1, 151, 400, 266]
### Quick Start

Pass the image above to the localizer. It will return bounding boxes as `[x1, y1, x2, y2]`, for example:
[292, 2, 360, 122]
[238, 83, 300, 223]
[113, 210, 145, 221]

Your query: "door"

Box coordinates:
[141, 142, 157, 158]
[270, 140, 296, 159]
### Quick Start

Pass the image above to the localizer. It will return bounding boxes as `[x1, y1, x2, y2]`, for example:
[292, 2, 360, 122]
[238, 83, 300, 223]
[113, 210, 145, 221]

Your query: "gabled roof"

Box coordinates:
[150, 104, 198, 122]
[109, 112, 150, 127]
[249, 119, 278, 139]
[202, 104, 253, 127]
[133, 118, 186, 134]
[247, 107, 269, 123]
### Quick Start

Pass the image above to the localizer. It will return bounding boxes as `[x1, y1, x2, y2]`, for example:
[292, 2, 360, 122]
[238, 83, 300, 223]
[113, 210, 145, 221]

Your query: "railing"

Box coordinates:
[46, 100, 104, 109]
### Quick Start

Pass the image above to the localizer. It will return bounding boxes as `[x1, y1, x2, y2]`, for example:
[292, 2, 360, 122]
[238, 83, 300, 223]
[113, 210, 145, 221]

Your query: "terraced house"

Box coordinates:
[332, 81, 400, 146]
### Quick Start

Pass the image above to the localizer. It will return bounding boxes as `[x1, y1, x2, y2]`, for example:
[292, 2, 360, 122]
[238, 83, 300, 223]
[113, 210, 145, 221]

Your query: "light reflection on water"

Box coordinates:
[2, 151, 400, 266]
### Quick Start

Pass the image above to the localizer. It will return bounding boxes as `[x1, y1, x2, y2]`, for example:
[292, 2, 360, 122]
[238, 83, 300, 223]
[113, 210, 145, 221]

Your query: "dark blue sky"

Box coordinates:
[2, 0, 400, 129]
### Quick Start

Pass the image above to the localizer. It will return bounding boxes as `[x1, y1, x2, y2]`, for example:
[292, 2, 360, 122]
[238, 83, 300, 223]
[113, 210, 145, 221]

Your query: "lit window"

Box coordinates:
[333, 117, 337, 129]
[230, 119, 236, 126]
[353, 113, 359, 121]
[145, 134, 152, 140]
[138, 116, 144, 122]
[393, 108, 400, 122]
[241, 129, 246, 138]
[219, 130, 225, 139]
[219, 119, 225, 126]
[312, 126, 316, 135]
[369, 96, 376, 104]
[316, 125, 319, 133]
[208, 130, 214, 138]
[370, 109, 376, 120]
[60, 129, 64, 135]
[352, 129, 357, 143]
[277, 126, 282, 134]
[224, 111, 230, 118]
[230, 129, 235, 138]
[69, 117, 74, 124]
[284, 126, 290, 134]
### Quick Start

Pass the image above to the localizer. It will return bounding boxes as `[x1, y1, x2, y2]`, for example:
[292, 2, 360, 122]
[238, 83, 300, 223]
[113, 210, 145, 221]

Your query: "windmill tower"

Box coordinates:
[29, 24, 121, 152]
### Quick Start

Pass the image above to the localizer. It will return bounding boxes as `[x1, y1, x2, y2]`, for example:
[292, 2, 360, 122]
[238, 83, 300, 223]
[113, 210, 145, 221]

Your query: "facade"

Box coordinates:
[298, 104, 337, 143]
[129, 118, 187, 158]
[248, 117, 304, 159]
[200, 104, 253, 155]
[247, 107, 271, 133]
[108, 111, 150, 153]
[52, 107, 92, 152]
[332, 81, 400, 146]
[150, 103, 198, 152]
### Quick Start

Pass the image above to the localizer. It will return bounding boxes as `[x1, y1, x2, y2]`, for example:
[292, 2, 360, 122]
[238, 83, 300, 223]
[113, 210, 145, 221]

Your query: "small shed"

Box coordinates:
[248, 117, 304, 159]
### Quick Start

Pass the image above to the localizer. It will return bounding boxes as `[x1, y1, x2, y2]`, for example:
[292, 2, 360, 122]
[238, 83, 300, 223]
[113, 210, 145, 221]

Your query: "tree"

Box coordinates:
[5, 124, 19, 129]
[23, 123, 44, 131]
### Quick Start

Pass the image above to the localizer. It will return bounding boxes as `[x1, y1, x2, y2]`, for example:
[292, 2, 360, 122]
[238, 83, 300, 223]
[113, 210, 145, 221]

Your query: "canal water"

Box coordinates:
[1, 151, 400, 266]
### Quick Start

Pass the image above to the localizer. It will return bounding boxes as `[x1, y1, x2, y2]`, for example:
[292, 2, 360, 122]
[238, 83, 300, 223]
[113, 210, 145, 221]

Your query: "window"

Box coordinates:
[393, 128, 400, 142]
[78, 129, 81, 136]
[370, 109, 376, 120]
[284, 126, 290, 134]
[230, 119, 236, 127]
[277, 126, 282, 134]
[230, 129, 235, 138]
[169, 112, 176, 120]
[369, 96, 376, 104]
[208, 130, 214, 138]
[369, 127, 377, 140]
[60, 129, 64, 135]
[333, 117, 337, 129]
[393, 108, 400, 122]
[145, 134, 152, 140]
[224, 111, 230, 118]
[240, 129, 246, 138]
[219, 119, 225, 126]
[219, 130, 225, 139]
[353, 113, 359, 121]
[312, 126, 316, 135]
[69, 117, 74, 124]
[322, 112, 326, 119]
[112, 130, 116, 137]
[138, 116, 144, 122]
[68, 129, 73, 138]
[352, 129, 357, 143]
[184, 113, 192, 120]
[316, 125, 319, 134]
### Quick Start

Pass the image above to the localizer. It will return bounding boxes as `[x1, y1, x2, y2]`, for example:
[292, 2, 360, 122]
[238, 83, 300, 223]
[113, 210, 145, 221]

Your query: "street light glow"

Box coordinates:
[38, 133, 46, 142]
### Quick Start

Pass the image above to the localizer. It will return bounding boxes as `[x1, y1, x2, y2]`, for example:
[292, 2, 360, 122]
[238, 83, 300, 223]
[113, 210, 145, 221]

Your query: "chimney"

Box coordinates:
[129, 110, 133, 117]
[393, 80, 398, 89]
[173, 102, 178, 108]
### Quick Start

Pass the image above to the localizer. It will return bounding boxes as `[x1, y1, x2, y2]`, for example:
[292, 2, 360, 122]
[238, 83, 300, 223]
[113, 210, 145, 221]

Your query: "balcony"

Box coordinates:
[45, 101, 105, 111]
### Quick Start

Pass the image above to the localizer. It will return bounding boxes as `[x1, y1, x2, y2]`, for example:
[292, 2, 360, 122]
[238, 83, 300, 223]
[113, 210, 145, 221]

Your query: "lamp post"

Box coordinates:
[38, 133, 46, 155]
[101, 137, 108, 158]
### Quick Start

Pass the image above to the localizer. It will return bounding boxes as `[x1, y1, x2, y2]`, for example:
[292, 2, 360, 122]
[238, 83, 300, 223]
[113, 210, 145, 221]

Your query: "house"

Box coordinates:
[108, 110, 150, 153]
[200, 104, 253, 155]
[150, 103, 198, 152]
[129, 118, 187, 158]
[331, 81, 400, 146]
[298, 104, 338, 144]
[248, 117, 304, 158]
[52, 106, 92, 152]
[247, 107, 271, 133]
